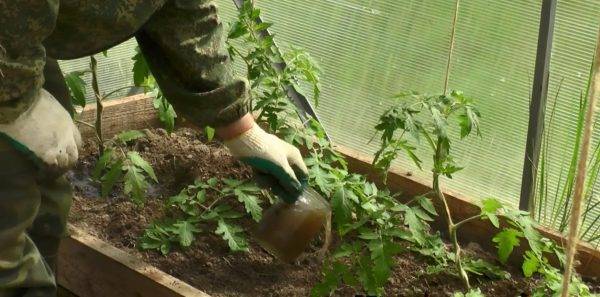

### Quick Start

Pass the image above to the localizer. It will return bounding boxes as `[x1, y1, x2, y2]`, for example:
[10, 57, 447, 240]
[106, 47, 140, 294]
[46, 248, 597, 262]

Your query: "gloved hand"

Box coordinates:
[224, 122, 309, 203]
[0, 89, 81, 174]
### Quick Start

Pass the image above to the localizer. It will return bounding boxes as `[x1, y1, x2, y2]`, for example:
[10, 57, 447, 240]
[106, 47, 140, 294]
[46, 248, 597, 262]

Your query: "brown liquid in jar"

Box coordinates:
[254, 188, 331, 262]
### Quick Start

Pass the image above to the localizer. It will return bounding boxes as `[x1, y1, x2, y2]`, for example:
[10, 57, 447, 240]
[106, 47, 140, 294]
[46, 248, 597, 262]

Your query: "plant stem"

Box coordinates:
[75, 119, 102, 144]
[102, 85, 136, 99]
[454, 214, 485, 231]
[433, 137, 469, 289]
[443, 0, 460, 96]
[560, 26, 600, 297]
[90, 56, 104, 154]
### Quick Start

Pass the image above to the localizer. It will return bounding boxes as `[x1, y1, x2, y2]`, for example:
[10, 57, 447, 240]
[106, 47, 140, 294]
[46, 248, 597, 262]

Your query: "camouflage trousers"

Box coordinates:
[0, 139, 72, 297]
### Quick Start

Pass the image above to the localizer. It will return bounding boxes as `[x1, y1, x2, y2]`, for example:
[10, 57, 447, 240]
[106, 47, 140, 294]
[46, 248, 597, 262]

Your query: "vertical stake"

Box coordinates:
[560, 26, 600, 297]
[519, 0, 557, 212]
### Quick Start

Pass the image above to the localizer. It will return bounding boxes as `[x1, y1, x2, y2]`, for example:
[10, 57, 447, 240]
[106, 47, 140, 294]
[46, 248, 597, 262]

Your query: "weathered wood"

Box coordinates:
[76, 94, 160, 140]
[337, 145, 600, 278]
[58, 224, 211, 297]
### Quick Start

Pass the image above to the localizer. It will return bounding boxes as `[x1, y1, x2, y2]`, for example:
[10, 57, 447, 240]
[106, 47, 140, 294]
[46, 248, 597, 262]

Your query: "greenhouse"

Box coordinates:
[0, 0, 599, 296]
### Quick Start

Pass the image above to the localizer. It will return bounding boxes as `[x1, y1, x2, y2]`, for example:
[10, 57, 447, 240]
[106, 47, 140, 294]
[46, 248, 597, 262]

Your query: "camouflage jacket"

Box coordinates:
[0, 0, 250, 127]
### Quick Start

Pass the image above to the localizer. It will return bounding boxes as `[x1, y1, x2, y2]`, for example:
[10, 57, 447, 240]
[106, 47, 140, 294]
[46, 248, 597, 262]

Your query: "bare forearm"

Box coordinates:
[216, 113, 255, 140]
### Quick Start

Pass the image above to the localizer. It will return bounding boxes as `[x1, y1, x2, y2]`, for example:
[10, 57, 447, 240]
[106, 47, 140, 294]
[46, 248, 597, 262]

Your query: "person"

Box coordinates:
[0, 1, 309, 296]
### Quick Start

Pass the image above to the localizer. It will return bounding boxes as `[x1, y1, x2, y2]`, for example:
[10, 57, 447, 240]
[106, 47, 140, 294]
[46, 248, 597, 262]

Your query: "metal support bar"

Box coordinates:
[231, 0, 331, 142]
[519, 0, 557, 211]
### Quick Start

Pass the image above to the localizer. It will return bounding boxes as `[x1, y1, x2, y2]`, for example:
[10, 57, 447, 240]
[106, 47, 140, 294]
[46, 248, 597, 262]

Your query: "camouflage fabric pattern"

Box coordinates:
[0, 139, 72, 297]
[0, 0, 250, 127]
[0, 0, 251, 295]
[0, 0, 59, 124]
[138, 0, 251, 127]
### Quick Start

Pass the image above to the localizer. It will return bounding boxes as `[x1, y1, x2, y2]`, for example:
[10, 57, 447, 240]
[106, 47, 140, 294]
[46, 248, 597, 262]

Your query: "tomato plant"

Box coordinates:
[65, 54, 159, 204]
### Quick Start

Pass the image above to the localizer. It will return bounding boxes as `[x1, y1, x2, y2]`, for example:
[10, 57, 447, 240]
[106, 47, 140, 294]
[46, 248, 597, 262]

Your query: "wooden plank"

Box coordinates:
[337, 145, 600, 278]
[58, 224, 211, 297]
[76, 94, 160, 140]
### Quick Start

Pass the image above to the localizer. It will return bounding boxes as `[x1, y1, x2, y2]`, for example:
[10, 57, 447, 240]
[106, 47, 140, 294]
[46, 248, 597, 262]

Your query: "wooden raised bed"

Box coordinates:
[59, 95, 599, 296]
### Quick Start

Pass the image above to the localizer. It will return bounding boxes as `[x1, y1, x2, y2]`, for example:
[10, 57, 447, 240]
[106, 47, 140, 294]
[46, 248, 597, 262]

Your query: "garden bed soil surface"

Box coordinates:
[67, 127, 599, 297]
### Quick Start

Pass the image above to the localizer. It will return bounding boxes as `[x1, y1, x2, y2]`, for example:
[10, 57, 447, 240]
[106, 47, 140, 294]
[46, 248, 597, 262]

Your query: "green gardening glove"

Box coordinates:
[224, 123, 308, 203]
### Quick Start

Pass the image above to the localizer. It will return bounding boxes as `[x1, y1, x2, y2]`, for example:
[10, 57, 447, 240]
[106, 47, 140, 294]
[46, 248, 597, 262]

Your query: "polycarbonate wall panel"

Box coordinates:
[537, 1, 599, 240]
[58, 39, 141, 102]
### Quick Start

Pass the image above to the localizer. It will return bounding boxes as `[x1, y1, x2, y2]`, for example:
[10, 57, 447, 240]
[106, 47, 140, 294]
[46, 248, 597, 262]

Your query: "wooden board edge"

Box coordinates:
[58, 224, 211, 297]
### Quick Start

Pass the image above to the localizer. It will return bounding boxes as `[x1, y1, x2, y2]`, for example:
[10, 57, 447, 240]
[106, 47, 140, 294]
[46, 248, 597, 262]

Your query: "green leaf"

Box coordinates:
[65, 71, 87, 108]
[117, 130, 145, 144]
[205, 126, 215, 142]
[228, 21, 248, 39]
[417, 196, 438, 216]
[123, 165, 149, 205]
[522, 251, 540, 277]
[332, 186, 353, 227]
[404, 206, 427, 244]
[215, 219, 248, 252]
[480, 198, 503, 228]
[430, 107, 447, 138]
[311, 261, 347, 297]
[463, 258, 510, 279]
[234, 189, 262, 222]
[492, 228, 522, 264]
[459, 105, 481, 138]
[174, 220, 198, 247]
[93, 148, 113, 179]
[153, 95, 177, 133]
[254, 22, 272, 32]
[100, 159, 124, 197]
[132, 49, 150, 87]
[481, 198, 503, 213]
[128, 151, 157, 182]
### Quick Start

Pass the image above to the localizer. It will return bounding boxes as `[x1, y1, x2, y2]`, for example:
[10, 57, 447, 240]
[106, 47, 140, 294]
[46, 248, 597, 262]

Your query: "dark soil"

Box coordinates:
[67, 127, 599, 297]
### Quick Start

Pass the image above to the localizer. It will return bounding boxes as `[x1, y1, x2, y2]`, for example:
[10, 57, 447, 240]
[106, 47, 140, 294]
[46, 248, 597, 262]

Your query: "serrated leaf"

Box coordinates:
[117, 130, 145, 144]
[228, 21, 248, 39]
[100, 159, 124, 197]
[153, 95, 177, 133]
[132, 49, 150, 87]
[311, 261, 347, 297]
[417, 196, 438, 215]
[332, 186, 353, 227]
[413, 207, 434, 221]
[481, 198, 503, 213]
[234, 189, 262, 222]
[492, 228, 522, 264]
[522, 251, 540, 277]
[463, 258, 510, 279]
[174, 220, 198, 247]
[215, 219, 248, 252]
[123, 165, 149, 205]
[459, 105, 481, 138]
[430, 107, 447, 138]
[65, 72, 87, 108]
[404, 207, 427, 244]
[93, 148, 113, 179]
[128, 151, 157, 182]
[481, 198, 503, 228]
